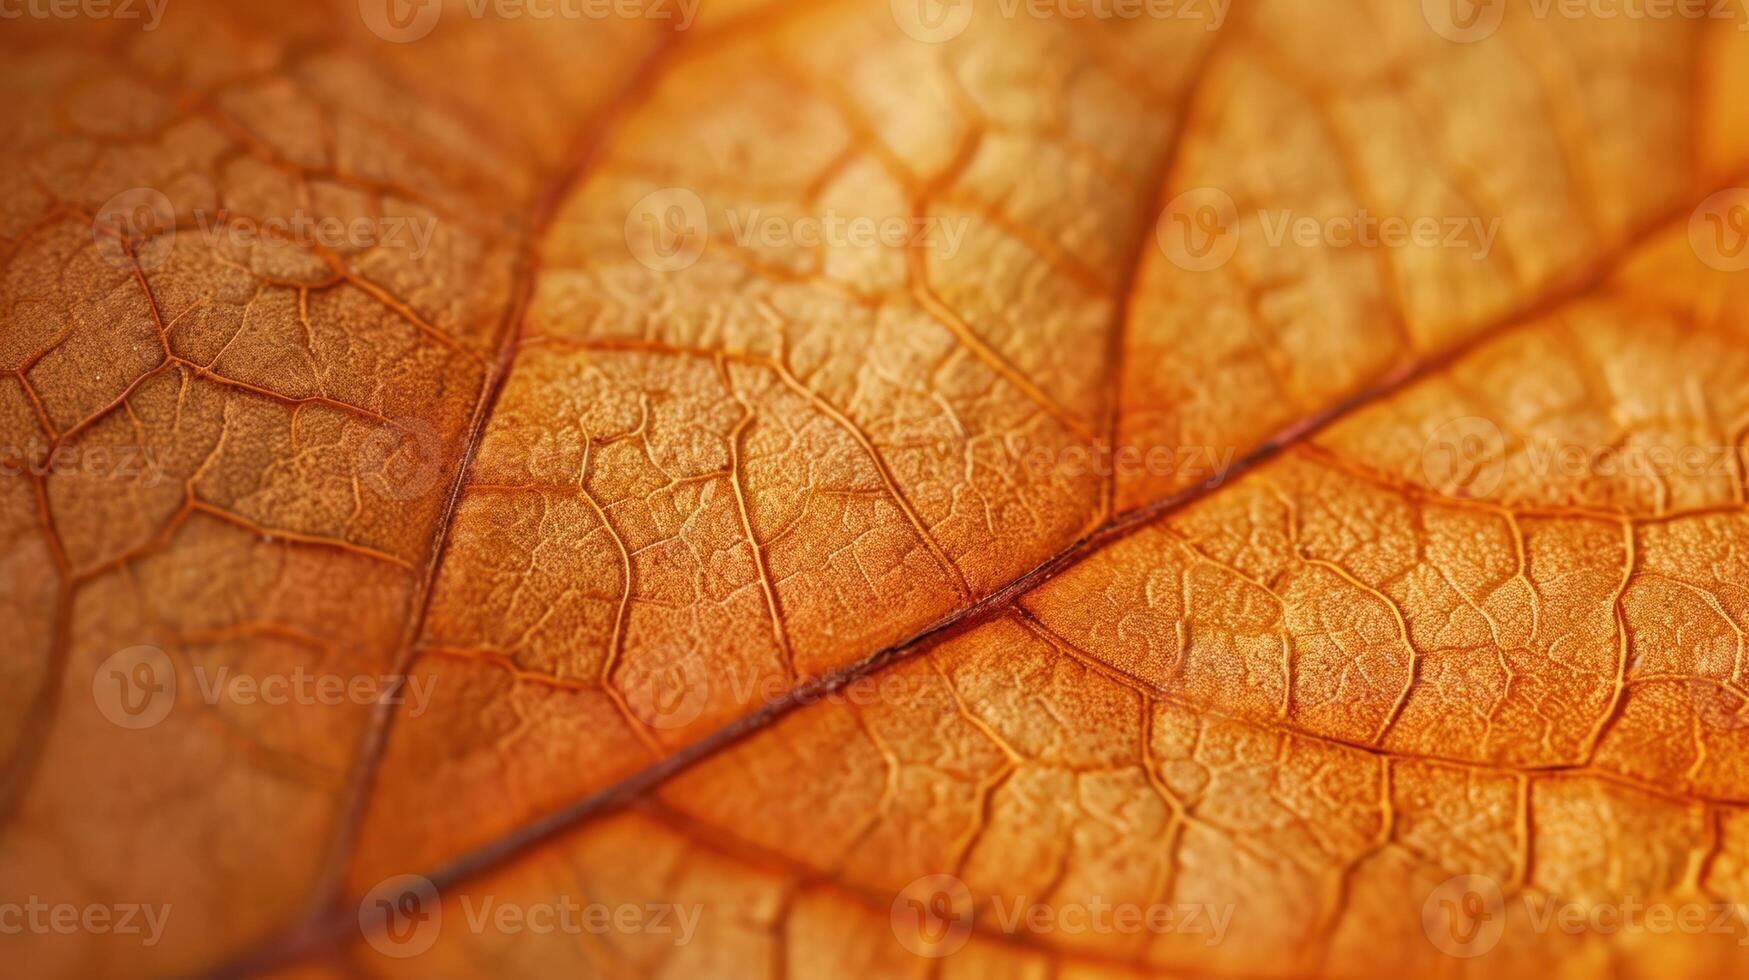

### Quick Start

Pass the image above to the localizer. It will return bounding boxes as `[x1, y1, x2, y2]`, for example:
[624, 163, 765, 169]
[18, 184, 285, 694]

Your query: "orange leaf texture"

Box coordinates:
[6, 0, 1749, 977]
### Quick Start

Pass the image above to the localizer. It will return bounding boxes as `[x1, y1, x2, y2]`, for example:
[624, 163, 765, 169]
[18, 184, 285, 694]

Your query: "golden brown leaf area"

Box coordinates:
[5, 0, 1749, 976]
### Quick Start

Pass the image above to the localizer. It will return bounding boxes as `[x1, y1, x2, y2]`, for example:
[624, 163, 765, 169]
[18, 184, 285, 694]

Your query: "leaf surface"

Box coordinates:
[4, 1, 1749, 977]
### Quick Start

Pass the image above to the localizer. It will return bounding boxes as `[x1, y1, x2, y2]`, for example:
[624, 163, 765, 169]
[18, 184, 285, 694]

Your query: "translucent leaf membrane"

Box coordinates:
[3, 0, 1749, 977]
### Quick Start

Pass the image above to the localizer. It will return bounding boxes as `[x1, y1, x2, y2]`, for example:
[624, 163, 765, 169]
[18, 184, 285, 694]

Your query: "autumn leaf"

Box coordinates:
[4, 0, 1749, 977]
